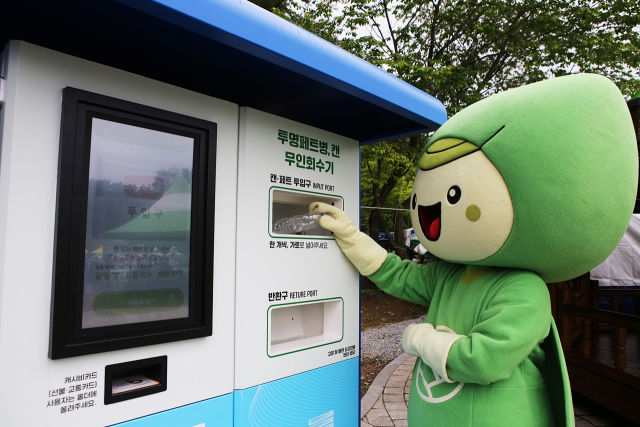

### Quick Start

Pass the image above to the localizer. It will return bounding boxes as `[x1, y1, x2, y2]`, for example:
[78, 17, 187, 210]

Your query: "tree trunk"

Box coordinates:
[368, 210, 381, 244]
[393, 210, 409, 260]
[393, 197, 411, 260]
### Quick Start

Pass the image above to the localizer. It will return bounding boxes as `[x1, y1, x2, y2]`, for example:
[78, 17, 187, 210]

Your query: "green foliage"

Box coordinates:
[360, 135, 425, 243]
[249, 0, 288, 13]
[276, 0, 640, 113]
[251, 0, 640, 245]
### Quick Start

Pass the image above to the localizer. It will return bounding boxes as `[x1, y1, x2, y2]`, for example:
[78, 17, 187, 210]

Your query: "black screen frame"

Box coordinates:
[50, 87, 216, 359]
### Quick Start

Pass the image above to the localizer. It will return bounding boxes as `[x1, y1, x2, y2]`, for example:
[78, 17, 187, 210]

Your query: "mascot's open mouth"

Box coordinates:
[418, 202, 441, 241]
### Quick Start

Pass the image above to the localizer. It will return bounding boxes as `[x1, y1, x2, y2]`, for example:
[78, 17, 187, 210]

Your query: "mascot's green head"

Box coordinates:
[411, 74, 638, 282]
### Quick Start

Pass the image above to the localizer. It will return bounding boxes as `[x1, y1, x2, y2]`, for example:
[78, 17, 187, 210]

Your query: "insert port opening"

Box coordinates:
[270, 188, 343, 237]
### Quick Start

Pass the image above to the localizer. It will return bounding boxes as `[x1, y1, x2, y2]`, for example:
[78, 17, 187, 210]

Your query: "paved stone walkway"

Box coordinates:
[361, 353, 414, 427]
[360, 354, 626, 427]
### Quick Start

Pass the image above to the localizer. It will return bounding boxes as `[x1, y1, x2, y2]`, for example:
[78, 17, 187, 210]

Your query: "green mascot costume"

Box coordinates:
[311, 74, 638, 427]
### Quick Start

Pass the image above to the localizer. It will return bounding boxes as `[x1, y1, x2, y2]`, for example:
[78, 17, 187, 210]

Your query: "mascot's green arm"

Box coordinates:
[368, 253, 441, 306]
[446, 272, 551, 384]
[370, 254, 552, 385]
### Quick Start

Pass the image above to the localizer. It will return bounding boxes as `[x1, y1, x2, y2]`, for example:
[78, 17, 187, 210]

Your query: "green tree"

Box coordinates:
[253, 0, 640, 256]
[360, 135, 423, 256]
[249, 0, 288, 13]
[278, 0, 640, 111]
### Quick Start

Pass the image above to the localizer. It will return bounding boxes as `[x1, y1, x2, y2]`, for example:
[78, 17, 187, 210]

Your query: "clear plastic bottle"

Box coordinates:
[273, 212, 324, 234]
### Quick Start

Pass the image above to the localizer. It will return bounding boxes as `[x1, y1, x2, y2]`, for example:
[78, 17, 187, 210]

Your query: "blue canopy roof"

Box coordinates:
[2, 0, 446, 144]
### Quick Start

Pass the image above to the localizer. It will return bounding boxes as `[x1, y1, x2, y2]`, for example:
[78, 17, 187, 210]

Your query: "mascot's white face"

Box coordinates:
[410, 149, 514, 262]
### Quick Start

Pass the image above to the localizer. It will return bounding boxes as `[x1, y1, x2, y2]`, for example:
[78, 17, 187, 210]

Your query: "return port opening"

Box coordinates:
[268, 298, 343, 357]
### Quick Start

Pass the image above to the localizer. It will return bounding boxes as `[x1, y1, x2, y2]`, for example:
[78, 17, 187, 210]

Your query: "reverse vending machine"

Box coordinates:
[0, 1, 446, 426]
[234, 108, 361, 425]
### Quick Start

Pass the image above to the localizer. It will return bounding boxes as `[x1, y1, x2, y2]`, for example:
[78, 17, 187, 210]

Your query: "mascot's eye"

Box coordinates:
[447, 186, 461, 204]
[412, 193, 417, 210]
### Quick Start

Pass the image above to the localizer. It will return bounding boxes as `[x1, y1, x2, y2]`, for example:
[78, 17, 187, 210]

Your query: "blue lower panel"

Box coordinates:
[111, 393, 233, 427]
[234, 358, 359, 427]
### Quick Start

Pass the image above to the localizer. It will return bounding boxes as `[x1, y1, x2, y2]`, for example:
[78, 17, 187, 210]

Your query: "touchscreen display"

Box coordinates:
[82, 118, 194, 329]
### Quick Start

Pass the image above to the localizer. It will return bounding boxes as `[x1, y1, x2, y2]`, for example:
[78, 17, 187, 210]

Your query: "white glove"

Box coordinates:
[309, 202, 387, 276]
[402, 323, 464, 383]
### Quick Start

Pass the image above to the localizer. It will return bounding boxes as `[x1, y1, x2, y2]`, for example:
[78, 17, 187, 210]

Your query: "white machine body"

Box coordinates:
[0, 42, 237, 427]
[235, 108, 360, 389]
